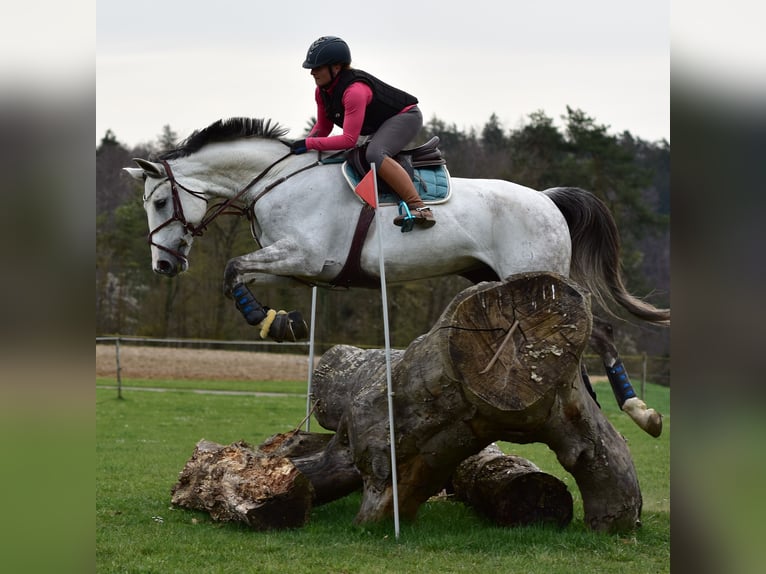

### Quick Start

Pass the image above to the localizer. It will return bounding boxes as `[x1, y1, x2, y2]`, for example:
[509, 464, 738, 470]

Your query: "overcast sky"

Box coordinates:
[97, 1, 671, 147]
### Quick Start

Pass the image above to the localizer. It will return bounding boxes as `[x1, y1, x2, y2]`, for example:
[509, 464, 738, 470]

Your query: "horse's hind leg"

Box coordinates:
[590, 316, 663, 438]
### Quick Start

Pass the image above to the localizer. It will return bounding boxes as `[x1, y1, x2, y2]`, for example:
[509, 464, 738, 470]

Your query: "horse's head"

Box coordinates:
[123, 158, 208, 277]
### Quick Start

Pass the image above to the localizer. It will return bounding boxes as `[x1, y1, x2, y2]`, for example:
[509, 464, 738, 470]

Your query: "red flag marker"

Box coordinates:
[355, 170, 378, 208]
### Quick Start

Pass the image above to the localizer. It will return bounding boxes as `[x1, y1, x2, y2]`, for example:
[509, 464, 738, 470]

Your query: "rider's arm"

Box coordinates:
[305, 82, 372, 151]
[306, 87, 334, 138]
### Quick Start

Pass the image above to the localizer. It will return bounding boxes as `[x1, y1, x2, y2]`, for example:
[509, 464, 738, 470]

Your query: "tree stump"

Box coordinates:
[450, 444, 573, 528]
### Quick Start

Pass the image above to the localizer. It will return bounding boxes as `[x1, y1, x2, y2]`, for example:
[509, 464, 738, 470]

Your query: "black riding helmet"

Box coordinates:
[302, 36, 351, 69]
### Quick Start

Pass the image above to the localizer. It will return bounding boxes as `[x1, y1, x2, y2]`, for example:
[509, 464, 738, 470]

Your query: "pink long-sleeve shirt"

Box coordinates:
[304, 80, 374, 152]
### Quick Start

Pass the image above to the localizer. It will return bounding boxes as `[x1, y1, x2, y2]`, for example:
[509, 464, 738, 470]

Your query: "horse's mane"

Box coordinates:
[158, 117, 289, 160]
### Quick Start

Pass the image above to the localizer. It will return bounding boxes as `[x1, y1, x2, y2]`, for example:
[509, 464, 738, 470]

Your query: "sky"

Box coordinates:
[96, 1, 672, 148]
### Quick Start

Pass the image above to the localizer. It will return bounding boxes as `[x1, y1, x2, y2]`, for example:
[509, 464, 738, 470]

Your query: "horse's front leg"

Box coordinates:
[589, 316, 663, 438]
[223, 240, 325, 342]
[223, 239, 325, 296]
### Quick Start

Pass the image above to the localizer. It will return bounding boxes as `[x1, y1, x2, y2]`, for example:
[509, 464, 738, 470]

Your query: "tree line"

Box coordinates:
[96, 107, 670, 357]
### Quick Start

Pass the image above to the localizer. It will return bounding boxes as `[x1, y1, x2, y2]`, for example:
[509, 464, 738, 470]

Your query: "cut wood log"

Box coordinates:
[170, 434, 575, 531]
[258, 428, 362, 505]
[170, 439, 313, 530]
[450, 444, 573, 528]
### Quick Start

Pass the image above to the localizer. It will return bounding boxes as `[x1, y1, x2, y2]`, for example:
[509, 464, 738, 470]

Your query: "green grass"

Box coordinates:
[96, 380, 669, 573]
[96, 377, 309, 395]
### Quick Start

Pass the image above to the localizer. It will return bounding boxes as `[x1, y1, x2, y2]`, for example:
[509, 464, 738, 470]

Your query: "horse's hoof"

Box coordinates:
[268, 312, 292, 343]
[287, 311, 309, 340]
[622, 398, 663, 438]
[266, 310, 309, 342]
[645, 410, 663, 438]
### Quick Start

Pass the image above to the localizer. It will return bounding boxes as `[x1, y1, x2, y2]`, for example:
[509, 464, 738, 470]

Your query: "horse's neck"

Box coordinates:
[186, 140, 292, 200]
[230, 146, 328, 203]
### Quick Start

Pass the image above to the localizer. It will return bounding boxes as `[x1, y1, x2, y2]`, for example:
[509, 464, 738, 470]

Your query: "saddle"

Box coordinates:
[331, 138, 450, 289]
[343, 137, 451, 204]
[346, 136, 445, 173]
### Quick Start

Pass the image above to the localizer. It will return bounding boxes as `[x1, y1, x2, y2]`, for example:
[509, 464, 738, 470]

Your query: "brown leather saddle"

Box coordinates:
[344, 136, 446, 194]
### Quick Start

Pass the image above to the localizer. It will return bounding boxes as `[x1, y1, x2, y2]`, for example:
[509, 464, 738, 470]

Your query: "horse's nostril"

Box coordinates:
[156, 260, 173, 274]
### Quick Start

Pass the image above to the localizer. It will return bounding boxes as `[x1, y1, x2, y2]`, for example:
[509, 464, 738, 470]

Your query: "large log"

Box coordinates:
[450, 444, 573, 528]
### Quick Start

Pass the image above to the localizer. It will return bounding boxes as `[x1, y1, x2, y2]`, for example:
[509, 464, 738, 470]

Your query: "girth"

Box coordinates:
[330, 204, 379, 288]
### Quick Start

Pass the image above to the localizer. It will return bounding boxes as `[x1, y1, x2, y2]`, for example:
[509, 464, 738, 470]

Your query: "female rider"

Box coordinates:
[290, 36, 435, 228]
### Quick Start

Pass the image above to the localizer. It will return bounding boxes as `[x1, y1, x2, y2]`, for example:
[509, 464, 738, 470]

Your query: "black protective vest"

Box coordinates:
[319, 69, 418, 135]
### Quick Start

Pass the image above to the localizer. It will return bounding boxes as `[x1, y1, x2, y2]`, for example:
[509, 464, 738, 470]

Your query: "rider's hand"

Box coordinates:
[290, 139, 307, 155]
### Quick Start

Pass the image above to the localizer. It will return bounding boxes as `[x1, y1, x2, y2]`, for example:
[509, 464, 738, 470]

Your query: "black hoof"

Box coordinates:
[268, 310, 309, 342]
[268, 313, 290, 343]
[288, 311, 309, 340]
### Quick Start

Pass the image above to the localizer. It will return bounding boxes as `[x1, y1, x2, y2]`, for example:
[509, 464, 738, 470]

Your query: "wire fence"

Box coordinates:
[96, 335, 670, 399]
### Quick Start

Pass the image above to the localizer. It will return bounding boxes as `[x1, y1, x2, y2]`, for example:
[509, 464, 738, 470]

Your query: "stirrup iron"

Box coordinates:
[397, 201, 415, 233]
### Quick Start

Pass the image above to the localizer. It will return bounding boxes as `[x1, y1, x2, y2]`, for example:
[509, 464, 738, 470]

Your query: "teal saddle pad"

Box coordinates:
[342, 162, 452, 205]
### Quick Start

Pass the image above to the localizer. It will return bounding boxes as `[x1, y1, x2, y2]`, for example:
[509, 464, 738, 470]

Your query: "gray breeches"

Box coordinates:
[365, 105, 423, 166]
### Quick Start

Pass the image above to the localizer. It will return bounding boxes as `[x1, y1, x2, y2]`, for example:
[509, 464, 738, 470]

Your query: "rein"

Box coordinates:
[147, 148, 345, 264]
[147, 152, 292, 262]
[250, 150, 346, 205]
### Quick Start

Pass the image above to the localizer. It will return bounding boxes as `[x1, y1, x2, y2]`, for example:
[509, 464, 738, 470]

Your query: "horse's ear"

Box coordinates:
[123, 167, 146, 181]
[132, 158, 167, 178]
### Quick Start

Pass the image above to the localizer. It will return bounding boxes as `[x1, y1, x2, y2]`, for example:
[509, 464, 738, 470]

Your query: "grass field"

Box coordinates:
[96, 378, 669, 573]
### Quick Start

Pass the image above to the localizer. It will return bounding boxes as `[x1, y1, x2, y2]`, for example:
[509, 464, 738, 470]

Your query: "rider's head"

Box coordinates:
[303, 36, 351, 68]
[302, 36, 351, 86]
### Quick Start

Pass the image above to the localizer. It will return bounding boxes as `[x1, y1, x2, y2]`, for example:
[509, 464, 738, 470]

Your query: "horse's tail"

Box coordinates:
[542, 186, 670, 326]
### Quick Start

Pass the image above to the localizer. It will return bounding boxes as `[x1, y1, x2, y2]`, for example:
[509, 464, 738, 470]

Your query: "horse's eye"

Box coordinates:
[154, 198, 168, 209]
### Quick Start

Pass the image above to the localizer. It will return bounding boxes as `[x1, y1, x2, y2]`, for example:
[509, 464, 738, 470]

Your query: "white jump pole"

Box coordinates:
[305, 285, 318, 431]
[370, 162, 401, 539]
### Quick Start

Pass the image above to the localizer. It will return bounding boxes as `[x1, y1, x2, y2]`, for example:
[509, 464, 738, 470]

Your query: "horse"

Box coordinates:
[124, 117, 668, 437]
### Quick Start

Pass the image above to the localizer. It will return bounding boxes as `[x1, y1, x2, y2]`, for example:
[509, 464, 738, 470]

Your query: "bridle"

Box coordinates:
[145, 152, 293, 264]
[145, 148, 346, 265]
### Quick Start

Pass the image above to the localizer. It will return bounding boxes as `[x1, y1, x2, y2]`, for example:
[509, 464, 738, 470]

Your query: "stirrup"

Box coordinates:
[393, 203, 436, 231]
[394, 202, 416, 233]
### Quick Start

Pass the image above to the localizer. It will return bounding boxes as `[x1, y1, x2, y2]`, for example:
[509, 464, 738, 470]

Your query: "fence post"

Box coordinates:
[305, 286, 318, 431]
[641, 352, 647, 398]
[115, 337, 123, 400]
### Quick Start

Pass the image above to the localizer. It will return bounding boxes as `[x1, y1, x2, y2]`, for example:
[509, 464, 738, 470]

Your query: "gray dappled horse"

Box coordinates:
[125, 118, 667, 436]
